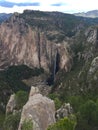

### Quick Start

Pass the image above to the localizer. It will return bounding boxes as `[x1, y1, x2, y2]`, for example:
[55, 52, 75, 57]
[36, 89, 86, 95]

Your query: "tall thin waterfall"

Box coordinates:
[46, 50, 60, 85]
[53, 50, 57, 82]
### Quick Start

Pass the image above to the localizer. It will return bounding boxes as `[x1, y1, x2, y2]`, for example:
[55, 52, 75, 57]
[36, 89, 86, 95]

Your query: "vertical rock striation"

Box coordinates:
[0, 13, 72, 72]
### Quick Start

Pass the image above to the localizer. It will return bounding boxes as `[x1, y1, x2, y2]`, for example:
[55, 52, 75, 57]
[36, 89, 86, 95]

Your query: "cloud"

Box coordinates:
[0, 0, 98, 13]
[51, 3, 66, 7]
[0, 1, 40, 8]
[4, 0, 38, 3]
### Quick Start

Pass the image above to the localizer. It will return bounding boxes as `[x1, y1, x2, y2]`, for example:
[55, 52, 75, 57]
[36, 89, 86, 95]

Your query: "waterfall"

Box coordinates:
[53, 50, 57, 82]
[46, 50, 60, 85]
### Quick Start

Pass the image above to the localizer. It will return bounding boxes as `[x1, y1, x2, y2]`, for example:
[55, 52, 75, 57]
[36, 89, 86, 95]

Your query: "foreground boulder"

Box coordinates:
[18, 86, 55, 130]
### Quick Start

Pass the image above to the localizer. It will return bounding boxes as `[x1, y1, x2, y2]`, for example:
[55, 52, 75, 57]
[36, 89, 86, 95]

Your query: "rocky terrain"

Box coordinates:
[18, 86, 55, 130]
[74, 10, 98, 18]
[0, 12, 73, 74]
[0, 13, 12, 23]
[0, 10, 98, 130]
[6, 86, 73, 130]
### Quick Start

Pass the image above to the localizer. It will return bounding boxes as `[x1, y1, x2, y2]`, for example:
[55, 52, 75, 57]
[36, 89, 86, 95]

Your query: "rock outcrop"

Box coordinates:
[87, 56, 98, 88]
[18, 86, 55, 130]
[6, 94, 16, 114]
[23, 74, 51, 96]
[55, 103, 73, 121]
[88, 56, 98, 75]
[0, 13, 72, 72]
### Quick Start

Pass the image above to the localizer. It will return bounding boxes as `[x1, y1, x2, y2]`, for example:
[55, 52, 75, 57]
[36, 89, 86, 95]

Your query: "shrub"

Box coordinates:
[48, 94, 62, 109]
[0, 113, 5, 129]
[21, 119, 33, 130]
[54, 98, 62, 110]
[15, 90, 28, 110]
[3, 112, 21, 130]
[79, 100, 98, 125]
[77, 100, 98, 130]
[47, 115, 77, 130]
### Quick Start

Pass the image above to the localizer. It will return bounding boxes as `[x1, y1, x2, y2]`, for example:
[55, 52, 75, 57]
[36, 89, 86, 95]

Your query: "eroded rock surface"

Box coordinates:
[55, 103, 73, 121]
[18, 86, 55, 130]
[0, 13, 72, 72]
[6, 94, 16, 114]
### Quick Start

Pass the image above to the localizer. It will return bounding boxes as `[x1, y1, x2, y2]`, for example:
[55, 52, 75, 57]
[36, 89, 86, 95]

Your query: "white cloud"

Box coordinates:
[4, 0, 38, 3]
[0, 5, 64, 13]
[1, 0, 98, 13]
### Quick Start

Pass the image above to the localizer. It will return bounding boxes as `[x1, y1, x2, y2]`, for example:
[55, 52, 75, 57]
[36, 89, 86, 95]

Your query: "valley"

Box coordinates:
[0, 10, 98, 130]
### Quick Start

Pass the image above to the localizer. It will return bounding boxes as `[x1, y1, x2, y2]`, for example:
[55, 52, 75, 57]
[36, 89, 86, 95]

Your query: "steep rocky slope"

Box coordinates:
[0, 12, 74, 73]
[0, 10, 98, 73]
[53, 26, 98, 95]
[0, 10, 98, 130]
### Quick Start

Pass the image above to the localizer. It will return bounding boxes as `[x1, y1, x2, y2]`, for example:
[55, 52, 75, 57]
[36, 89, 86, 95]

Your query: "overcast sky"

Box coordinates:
[0, 0, 98, 14]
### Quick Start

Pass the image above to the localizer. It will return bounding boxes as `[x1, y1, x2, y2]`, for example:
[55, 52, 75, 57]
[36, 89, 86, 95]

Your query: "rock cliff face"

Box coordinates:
[18, 86, 55, 130]
[0, 13, 72, 73]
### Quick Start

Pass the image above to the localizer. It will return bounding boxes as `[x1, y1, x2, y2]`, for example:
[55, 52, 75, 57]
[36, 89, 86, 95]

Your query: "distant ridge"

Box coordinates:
[0, 13, 12, 23]
[74, 10, 98, 18]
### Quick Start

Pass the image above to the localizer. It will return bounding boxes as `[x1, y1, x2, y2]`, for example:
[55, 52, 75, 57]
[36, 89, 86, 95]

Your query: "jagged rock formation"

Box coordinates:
[1, 10, 98, 130]
[87, 56, 98, 89]
[6, 94, 16, 114]
[29, 86, 40, 97]
[88, 56, 98, 75]
[55, 103, 73, 121]
[52, 24, 98, 95]
[18, 86, 55, 130]
[1, 10, 98, 73]
[23, 74, 54, 96]
[0, 12, 72, 73]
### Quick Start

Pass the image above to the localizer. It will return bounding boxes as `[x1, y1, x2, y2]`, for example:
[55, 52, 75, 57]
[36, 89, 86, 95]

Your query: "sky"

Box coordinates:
[0, 0, 98, 14]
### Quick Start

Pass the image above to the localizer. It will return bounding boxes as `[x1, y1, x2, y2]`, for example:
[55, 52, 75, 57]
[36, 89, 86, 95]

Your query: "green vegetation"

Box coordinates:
[76, 100, 98, 130]
[49, 27, 98, 130]
[47, 115, 77, 130]
[15, 90, 28, 110]
[49, 94, 62, 109]
[1, 10, 98, 130]
[0, 113, 5, 129]
[0, 65, 44, 129]
[21, 119, 33, 130]
[0, 65, 44, 112]
[0, 65, 44, 92]
[3, 112, 21, 130]
[20, 10, 85, 38]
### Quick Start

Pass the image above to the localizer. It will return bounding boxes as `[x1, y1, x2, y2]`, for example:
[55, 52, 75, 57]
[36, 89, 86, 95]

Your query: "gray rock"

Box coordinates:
[0, 14, 72, 72]
[88, 56, 98, 75]
[18, 86, 55, 130]
[55, 103, 73, 121]
[29, 86, 40, 97]
[87, 57, 98, 88]
[6, 94, 16, 114]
